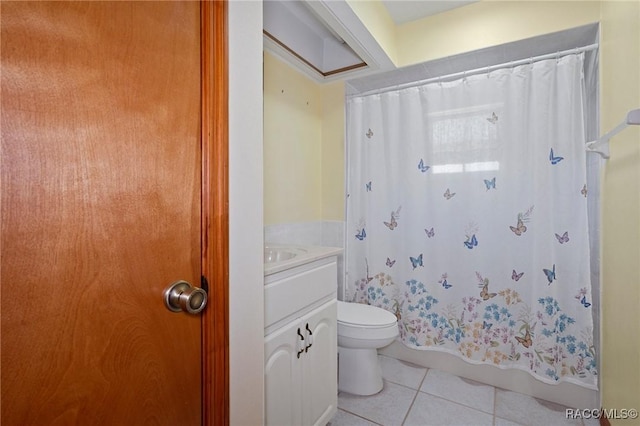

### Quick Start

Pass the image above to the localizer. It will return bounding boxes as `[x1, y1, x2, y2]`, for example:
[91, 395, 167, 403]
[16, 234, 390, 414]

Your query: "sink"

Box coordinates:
[264, 246, 306, 263]
[263, 244, 343, 275]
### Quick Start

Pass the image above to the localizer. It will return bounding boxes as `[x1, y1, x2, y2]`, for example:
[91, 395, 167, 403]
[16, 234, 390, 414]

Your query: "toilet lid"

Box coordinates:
[337, 301, 397, 327]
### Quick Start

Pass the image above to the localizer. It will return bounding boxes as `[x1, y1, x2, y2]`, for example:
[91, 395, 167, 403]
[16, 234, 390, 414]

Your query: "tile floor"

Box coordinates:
[330, 355, 600, 426]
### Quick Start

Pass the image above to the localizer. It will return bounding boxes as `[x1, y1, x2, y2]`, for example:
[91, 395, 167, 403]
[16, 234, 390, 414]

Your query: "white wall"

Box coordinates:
[229, 1, 264, 424]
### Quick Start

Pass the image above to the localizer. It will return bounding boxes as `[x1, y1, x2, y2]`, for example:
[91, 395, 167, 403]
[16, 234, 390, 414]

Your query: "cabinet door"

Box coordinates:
[265, 321, 303, 426]
[301, 300, 338, 426]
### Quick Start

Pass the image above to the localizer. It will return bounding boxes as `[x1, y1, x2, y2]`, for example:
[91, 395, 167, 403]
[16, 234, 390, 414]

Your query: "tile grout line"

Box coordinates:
[417, 376, 496, 417]
[341, 357, 577, 426]
[335, 407, 384, 426]
[385, 363, 497, 422]
[400, 368, 430, 425]
[493, 386, 498, 426]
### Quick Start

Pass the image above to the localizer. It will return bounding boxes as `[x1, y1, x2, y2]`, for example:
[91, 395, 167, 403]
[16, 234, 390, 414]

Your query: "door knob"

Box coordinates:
[163, 280, 208, 314]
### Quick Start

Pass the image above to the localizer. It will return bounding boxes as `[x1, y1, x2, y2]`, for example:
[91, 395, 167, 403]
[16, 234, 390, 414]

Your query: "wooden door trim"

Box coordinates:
[201, 1, 229, 425]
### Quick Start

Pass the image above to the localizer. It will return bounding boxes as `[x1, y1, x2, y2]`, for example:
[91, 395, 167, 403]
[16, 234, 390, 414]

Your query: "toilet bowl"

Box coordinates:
[337, 300, 399, 396]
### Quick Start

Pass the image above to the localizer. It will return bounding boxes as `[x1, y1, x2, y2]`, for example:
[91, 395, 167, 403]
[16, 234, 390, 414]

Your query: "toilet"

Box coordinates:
[337, 300, 399, 396]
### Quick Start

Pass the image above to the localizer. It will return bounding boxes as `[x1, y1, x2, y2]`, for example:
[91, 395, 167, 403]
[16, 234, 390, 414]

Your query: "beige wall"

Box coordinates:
[264, 52, 323, 225]
[264, 51, 345, 224]
[395, 1, 601, 67]
[599, 0, 640, 418]
[264, 0, 640, 417]
[321, 80, 346, 221]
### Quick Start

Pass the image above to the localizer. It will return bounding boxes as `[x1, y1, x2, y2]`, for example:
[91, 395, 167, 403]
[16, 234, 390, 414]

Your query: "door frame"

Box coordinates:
[201, 1, 229, 424]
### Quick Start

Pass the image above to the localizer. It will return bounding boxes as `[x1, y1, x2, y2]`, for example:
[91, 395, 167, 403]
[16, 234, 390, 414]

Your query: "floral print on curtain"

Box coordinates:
[346, 54, 597, 389]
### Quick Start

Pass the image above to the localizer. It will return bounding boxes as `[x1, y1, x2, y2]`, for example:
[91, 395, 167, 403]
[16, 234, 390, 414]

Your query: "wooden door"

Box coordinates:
[1, 2, 227, 424]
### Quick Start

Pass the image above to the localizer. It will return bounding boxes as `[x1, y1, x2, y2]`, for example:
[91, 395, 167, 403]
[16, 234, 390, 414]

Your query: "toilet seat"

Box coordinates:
[337, 300, 397, 327]
[337, 301, 398, 342]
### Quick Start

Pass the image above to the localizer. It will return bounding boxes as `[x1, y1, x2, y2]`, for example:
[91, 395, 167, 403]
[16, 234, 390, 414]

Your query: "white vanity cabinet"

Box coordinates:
[264, 255, 338, 426]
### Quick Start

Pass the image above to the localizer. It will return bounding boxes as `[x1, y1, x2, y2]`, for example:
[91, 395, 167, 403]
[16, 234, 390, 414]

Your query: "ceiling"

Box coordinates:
[263, 0, 368, 78]
[263, 0, 481, 82]
[264, 0, 597, 87]
[381, 0, 479, 24]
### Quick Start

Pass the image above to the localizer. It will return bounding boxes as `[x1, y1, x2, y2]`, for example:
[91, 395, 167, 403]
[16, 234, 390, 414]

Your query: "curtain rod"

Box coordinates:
[350, 43, 599, 99]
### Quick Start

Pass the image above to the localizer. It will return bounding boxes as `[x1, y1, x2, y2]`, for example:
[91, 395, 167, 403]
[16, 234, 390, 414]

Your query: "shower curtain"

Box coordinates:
[345, 54, 597, 389]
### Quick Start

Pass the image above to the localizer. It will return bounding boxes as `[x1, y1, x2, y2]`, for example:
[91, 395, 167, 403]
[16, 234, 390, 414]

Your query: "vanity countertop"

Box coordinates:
[264, 244, 343, 276]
